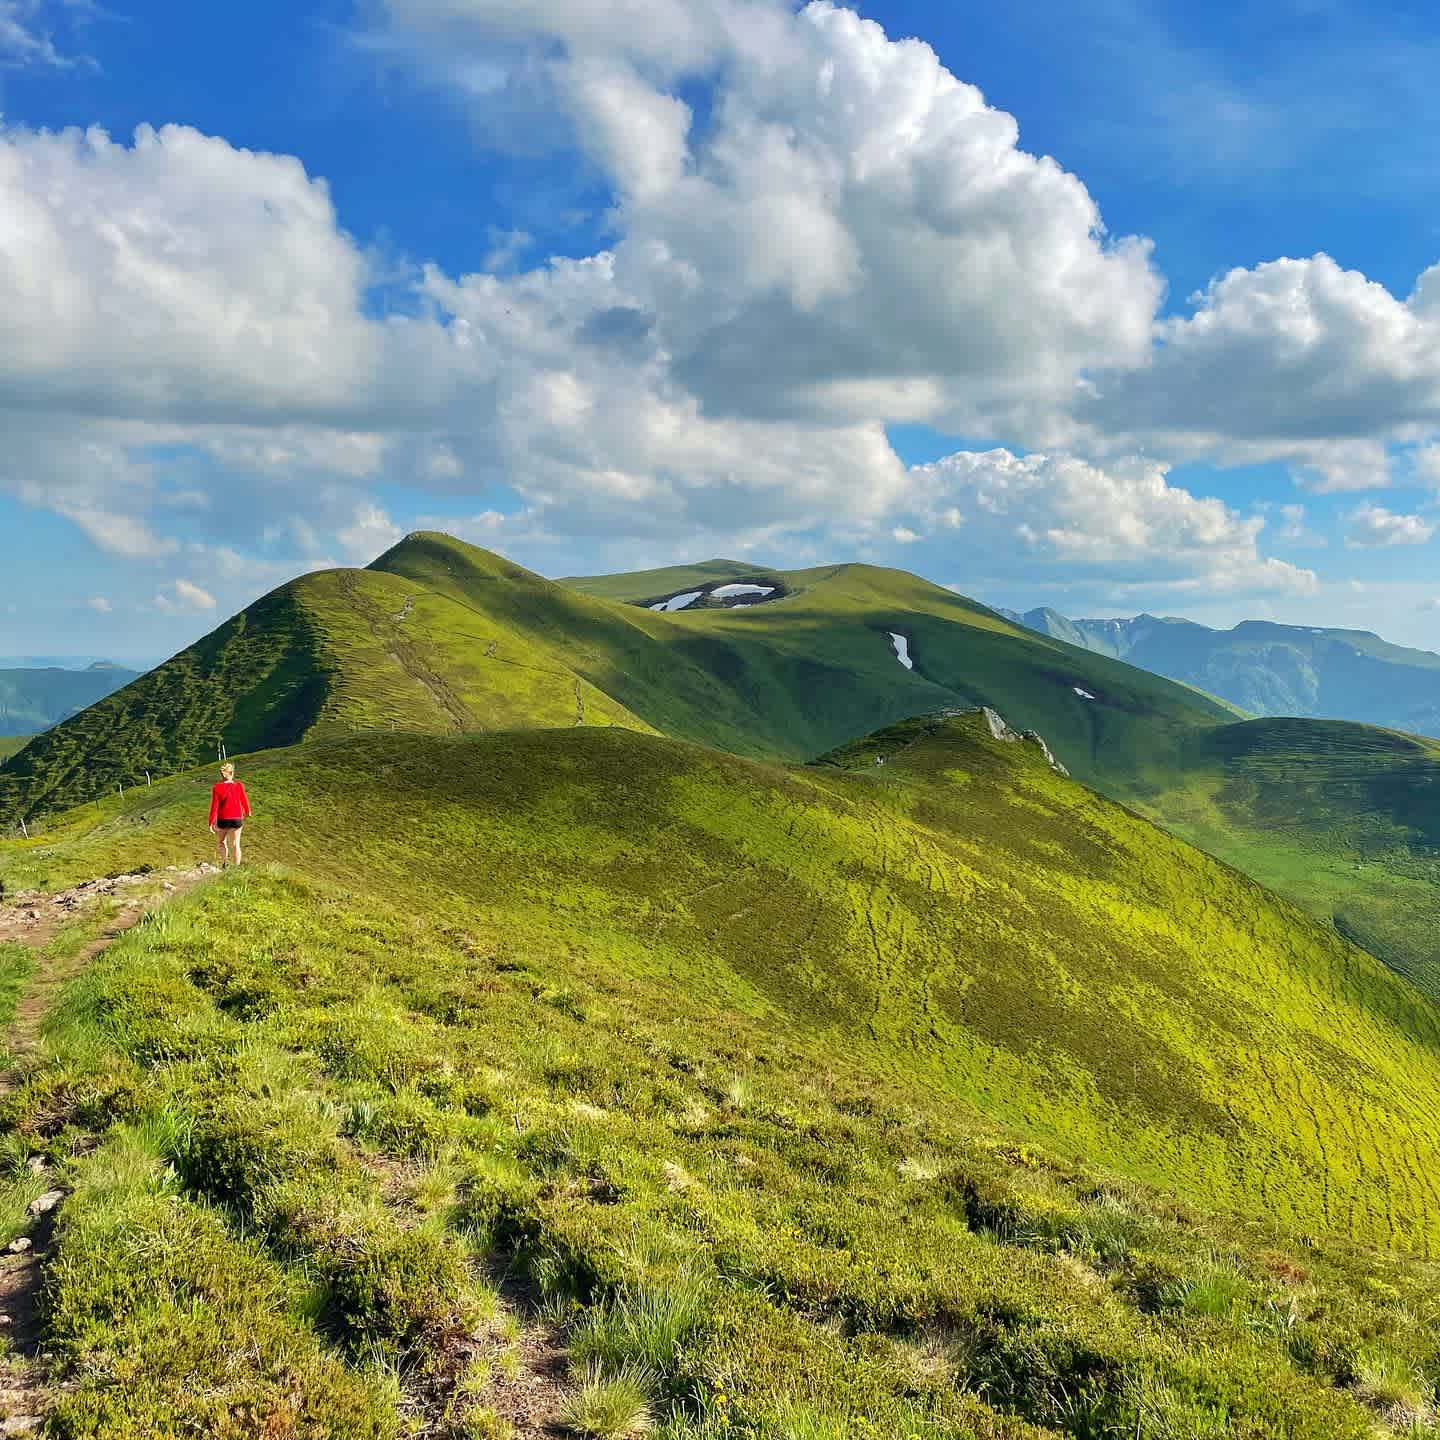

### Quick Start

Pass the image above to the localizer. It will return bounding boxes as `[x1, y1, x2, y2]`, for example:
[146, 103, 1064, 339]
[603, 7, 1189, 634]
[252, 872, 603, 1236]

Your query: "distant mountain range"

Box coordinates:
[1001, 608, 1440, 737]
[0, 662, 140, 736]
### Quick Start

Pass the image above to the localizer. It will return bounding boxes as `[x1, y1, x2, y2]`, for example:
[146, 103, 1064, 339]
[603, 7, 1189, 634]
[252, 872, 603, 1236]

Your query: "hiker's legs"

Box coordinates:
[231, 828, 243, 866]
[215, 829, 228, 865]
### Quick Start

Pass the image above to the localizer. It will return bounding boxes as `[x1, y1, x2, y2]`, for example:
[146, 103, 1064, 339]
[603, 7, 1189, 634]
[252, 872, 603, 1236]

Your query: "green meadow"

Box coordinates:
[5, 717, 1440, 1435]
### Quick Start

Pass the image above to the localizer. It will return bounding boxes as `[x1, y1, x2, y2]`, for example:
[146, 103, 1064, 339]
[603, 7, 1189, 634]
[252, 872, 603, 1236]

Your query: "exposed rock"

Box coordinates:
[26, 1193, 62, 1219]
[1022, 730, 1071, 778]
[978, 707, 1069, 776]
[6, 1239, 30, 1256]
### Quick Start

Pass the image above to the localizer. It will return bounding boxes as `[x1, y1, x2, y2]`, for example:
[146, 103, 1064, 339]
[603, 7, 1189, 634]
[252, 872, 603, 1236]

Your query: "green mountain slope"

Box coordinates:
[6, 719, 1440, 1435]
[2, 533, 1236, 821]
[1009, 608, 1440, 737]
[0, 663, 138, 736]
[0, 561, 653, 817]
[7, 533, 1437, 996]
[561, 556, 772, 603]
[11, 717, 1440, 1255]
[1134, 718, 1440, 993]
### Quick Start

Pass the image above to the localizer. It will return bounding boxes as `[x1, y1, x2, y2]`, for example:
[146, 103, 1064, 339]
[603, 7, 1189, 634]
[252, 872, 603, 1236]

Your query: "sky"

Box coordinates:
[2, 0, 1439, 661]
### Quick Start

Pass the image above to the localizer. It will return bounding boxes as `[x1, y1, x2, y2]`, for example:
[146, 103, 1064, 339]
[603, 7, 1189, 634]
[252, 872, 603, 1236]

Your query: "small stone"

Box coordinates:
[28, 1190, 63, 1217]
[24, 1157, 46, 1176]
[7, 1237, 31, 1255]
[161, 882, 175, 892]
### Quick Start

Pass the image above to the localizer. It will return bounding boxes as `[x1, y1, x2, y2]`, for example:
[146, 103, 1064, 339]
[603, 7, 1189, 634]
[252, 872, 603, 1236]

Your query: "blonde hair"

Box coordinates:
[220, 762, 235, 780]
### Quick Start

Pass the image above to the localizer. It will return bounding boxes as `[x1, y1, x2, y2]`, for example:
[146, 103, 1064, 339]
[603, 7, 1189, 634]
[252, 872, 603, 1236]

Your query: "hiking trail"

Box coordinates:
[0, 863, 219, 1433]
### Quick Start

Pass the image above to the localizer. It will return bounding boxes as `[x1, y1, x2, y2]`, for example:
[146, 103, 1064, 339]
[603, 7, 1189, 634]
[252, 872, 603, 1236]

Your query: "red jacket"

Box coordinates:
[209, 781, 252, 825]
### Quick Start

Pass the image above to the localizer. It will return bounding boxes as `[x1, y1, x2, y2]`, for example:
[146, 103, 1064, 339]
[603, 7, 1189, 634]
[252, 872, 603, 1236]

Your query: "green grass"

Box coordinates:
[3, 722, 1440, 1434]
[8, 719, 1440, 1253]
[1138, 717, 1440, 996]
[0, 735, 32, 763]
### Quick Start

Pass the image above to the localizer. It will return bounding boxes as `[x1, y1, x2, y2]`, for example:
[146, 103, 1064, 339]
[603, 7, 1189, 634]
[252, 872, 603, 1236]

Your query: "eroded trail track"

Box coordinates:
[0, 865, 218, 1433]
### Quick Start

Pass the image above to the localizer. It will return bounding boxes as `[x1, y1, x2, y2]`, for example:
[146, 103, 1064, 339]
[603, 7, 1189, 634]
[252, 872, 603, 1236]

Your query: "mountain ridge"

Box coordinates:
[1004, 606, 1440, 734]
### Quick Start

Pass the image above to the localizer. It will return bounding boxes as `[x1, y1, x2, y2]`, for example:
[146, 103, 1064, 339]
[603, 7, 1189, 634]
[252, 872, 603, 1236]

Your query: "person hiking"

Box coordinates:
[208, 761, 252, 867]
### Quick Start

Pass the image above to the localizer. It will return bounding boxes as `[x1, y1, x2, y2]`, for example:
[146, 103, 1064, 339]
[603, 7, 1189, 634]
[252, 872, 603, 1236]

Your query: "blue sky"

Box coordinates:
[1, 0, 1438, 660]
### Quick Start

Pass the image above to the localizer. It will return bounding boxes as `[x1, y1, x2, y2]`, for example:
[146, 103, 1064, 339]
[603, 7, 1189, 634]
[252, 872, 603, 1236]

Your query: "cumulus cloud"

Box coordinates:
[1345, 503, 1437, 548]
[0, 0, 1346, 610]
[907, 450, 1317, 596]
[384, 0, 1162, 436]
[1081, 254, 1440, 486]
[86, 595, 111, 613]
[154, 579, 217, 613]
[0, 122, 436, 429]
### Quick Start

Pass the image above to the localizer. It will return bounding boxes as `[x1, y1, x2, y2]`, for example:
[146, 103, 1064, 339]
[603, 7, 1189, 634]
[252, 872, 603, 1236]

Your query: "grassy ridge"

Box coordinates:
[0, 561, 653, 818]
[6, 727, 1440, 1434]
[2, 532, 1239, 821]
[9, 720, 1440, 1255]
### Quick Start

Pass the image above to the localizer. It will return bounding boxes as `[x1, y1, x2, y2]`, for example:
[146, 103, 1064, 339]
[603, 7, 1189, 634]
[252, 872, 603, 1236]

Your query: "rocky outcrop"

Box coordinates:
[979, 707, 1070, 777]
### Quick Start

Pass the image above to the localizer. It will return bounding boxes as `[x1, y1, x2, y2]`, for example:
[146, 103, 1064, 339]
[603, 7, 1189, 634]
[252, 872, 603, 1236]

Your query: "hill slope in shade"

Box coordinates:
[0, 664, 138, 736]
[1007, 607, 1440, 736]
[10, 717, 1440, 1258]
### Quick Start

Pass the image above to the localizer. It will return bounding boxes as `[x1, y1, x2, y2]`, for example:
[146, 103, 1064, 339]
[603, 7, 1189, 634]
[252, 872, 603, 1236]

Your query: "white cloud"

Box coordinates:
[1081, 254, 1440, 486]
[86, 595, 111, 613]
[336, 503, 404, 562]
[154, 579, 217, 613]
[0, 123, 400, 428]
[385, 0, 1162, 437]
[1345, 503, 1437, 548]
[0, 0, 1387, 623]
[910, 449, 1317, 596]
[0, 0, 90, 68]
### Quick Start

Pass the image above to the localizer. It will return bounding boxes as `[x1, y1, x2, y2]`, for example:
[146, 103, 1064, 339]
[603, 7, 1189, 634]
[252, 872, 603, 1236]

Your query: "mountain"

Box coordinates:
[5, 533, 1439, 993]
[4, 717, 1440, 1436]
[1006, 608, 1440, 737]
[0, 532, 1232, 818]
[0, 662, 139, 737]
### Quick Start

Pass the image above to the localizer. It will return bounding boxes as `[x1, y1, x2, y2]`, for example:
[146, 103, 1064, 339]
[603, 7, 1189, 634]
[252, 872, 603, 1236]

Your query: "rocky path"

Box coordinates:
[0, 863, 219, 1433]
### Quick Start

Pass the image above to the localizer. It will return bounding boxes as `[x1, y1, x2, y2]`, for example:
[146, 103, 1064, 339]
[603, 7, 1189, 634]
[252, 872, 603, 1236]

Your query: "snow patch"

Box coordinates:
[1073, 686, 1096, 700]
[712, 583, 776, 600]
[651, 591, 703, 612]
[889, 633, 914, 670]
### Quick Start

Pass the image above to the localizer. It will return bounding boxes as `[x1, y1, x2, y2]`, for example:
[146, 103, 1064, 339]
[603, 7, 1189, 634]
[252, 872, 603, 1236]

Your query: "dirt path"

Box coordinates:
[0, 864, 219, 1433]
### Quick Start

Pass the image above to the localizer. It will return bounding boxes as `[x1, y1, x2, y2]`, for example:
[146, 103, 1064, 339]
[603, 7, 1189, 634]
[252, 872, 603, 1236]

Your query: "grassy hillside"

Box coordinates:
[0, 561, 652, 818]
[0, 664, 137, 736]
[6, 533, 1436, 998]
[1136, 718, 1440, 995]
[9, 719, 1440, 1252]
[5, 722, 1440, 1435]
[2, 533, 1239, 823]
[0, 736, 31, 763]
